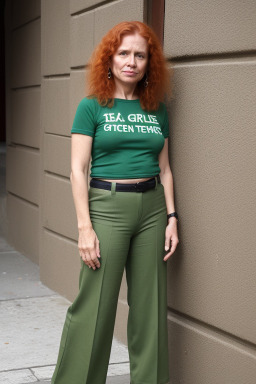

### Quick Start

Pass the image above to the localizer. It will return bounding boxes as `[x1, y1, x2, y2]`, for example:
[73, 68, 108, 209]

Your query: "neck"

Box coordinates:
[113, 82, 138, 100]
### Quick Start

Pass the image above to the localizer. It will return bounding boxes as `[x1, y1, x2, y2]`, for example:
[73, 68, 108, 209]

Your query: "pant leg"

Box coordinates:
[51, 187, 140, 384]
[125, 184, 170, 384]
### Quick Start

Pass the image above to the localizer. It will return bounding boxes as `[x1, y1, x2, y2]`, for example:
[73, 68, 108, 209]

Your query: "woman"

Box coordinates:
[51, 21, 179, 384]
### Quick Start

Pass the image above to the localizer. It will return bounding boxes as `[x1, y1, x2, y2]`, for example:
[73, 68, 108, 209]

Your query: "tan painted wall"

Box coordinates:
[5, 1, 256, 382]
[5, 0, 41, 263]
[164, 1, 256, 383]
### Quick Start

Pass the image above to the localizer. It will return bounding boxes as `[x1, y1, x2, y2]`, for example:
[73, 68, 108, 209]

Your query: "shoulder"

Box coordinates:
[153, 102, 169, 137]
[156, 101, 168, 115]
[71, 97, 101, 135]
[76, 96, 99, 111]
[152, 102, 169, 123]
[74, 96, 102, 122]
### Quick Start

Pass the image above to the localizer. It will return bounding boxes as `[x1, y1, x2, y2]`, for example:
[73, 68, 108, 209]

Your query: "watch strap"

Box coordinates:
[167, 212, 179, 221]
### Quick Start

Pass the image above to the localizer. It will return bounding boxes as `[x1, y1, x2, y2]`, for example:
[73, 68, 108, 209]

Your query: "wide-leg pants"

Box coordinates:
[51, 180, 170, 384]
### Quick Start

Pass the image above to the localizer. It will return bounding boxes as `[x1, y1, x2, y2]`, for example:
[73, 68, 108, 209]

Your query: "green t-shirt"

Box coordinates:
[71, 97, 169, 179]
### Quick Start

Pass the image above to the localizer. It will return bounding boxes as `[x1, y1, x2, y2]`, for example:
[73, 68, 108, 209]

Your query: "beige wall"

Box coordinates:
[5, 0, 41, 263]
[5, 0, 256, 382]
[164, 1, 256, 383]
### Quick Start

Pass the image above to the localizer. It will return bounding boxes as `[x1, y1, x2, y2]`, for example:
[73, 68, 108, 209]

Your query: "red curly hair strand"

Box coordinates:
[87, 21, 173, 111]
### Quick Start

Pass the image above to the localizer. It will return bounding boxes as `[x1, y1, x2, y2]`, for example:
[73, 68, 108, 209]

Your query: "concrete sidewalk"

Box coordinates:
[0, 236, 130, 384]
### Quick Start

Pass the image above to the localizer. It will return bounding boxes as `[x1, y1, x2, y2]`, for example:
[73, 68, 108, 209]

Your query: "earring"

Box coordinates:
[144, 74, 148, 88]
[108, 68, 111, 79]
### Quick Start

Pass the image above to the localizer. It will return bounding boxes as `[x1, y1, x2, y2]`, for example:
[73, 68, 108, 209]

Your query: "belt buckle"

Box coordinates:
[134, 182, 145, 193]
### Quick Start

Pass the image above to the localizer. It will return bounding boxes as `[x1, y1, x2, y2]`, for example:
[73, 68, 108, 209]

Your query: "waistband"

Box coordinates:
[90, 175, 161, 193]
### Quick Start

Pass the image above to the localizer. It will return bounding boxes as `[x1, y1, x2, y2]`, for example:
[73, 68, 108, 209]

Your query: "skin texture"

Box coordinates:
[70, 33, 179, 270]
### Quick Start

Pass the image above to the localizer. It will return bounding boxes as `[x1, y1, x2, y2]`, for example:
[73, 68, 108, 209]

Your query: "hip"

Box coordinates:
[88, 180, 167, 230]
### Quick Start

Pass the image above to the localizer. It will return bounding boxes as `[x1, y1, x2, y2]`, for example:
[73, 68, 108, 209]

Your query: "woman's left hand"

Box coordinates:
[163, 218, 179, 261]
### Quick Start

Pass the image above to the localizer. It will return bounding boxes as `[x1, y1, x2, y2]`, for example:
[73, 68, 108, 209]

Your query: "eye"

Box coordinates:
[119, 51, 127, 56]
[136, 53, 145, 59]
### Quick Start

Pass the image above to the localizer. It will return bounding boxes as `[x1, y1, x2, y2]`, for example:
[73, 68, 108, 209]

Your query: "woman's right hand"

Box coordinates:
[78, 226, 101, 270]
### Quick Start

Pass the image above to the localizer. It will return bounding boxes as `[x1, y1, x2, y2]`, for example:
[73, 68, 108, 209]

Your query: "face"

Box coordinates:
[110, 33, 149, 89]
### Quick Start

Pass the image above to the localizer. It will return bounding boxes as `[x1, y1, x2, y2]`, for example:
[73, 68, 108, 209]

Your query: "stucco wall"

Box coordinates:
[164, 1, 256, 383]
[5, 0, 41, 263]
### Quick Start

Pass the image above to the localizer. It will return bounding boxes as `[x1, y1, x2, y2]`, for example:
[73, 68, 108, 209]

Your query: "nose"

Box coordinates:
[128, 54, 136, 67]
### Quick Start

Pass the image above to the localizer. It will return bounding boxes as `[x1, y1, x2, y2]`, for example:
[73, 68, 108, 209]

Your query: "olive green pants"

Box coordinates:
[51, 181, 170, 384]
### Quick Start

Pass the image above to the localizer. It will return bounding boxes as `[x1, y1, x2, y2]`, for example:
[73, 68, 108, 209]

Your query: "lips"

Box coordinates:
[123, 71, 137, 75]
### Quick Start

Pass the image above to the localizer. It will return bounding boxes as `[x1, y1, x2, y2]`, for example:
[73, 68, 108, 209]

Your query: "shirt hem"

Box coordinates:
[71, 130, 94, 137]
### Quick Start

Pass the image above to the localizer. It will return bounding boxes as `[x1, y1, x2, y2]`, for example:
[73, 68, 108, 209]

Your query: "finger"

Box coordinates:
[163, 250, 173, 261]
[80, 248, 93, 268]
[86, 254, 96, 270]
[93, 250, 101, 269]
[163, 241, 179, 261]
[82, 257, 91, 268]
[88, 249, 100, 270]
[164, 236, 170, 252]
[80, 251, 91, 268]
[81, 246, 96, 270]
[96, 238, 101, 258]
[90, 254, 101, 269]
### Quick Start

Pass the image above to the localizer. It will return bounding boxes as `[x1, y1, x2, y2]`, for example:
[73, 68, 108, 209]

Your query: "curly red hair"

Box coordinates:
[87, 21, 173, 111]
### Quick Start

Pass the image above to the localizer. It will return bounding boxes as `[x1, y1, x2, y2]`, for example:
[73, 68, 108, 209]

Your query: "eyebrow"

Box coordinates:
[117, 48, 147, 55]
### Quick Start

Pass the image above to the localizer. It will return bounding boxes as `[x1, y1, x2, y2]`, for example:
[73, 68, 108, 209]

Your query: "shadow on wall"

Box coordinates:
[0, 142, 7, 237]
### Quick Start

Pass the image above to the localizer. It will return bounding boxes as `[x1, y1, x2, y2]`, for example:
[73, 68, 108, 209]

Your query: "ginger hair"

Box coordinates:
[87, 21, 173, 111]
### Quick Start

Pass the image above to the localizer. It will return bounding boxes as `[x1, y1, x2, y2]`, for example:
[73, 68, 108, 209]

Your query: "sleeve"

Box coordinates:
[70, 97, 97, 137]
[160, 103, 170, 139]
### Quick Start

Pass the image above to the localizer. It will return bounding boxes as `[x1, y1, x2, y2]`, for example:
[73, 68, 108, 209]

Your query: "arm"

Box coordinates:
[70, 133, 100, 270]
[159, 138, 179, 261]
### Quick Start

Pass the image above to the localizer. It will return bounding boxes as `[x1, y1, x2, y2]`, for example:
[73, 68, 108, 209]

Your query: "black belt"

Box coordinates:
[90, 175, 161, 193]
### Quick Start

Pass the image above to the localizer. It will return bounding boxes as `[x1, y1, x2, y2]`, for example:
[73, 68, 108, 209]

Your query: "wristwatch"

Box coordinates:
[167, 212, 179, 221]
